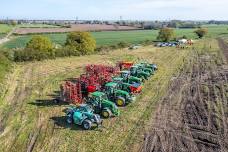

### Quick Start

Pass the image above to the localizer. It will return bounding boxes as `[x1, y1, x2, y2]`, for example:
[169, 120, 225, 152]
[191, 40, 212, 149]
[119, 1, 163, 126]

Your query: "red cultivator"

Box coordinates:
[60, 80, 83, 104]
[59, 64, 120, 104]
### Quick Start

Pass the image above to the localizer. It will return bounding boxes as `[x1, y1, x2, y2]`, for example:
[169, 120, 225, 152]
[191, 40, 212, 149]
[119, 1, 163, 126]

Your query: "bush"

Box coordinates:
[14, 35, 55, 61]
[117, 42, 129, 48]
[157, 28, 175, 42]
[55, 46, 80, 57]
[194, 28, 208, 38]
[65, 32, 96, 55]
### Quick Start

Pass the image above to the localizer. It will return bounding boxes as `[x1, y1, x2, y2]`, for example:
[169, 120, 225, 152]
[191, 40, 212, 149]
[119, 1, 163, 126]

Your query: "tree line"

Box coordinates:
[2, 27, 208, 62]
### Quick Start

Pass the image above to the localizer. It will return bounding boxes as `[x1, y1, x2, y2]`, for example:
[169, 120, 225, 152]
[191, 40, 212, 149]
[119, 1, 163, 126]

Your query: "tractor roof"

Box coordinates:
[105, 82, 118, 87]
[113, 77, 123, 81]
[91, 91, 105, 97]
[120, 70, 130, 74]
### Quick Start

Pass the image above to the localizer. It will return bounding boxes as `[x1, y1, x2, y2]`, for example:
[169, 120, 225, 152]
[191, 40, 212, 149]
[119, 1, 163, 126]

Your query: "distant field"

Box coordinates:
[17, 24, 60, 28]
[1, 25, 228, 49]
[0, 24, 13, 34]
[1, 29, 197, 49]
[13, 24, 140, 35]
[0, 33, 6, 39]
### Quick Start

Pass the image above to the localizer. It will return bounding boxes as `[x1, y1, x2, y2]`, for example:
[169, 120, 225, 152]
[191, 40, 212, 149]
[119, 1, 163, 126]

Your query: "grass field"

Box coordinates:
[0, 23, 227, 151]
[1, 25, 228, 49]
[1, 29, 196, 49]
[0, 44, 194, 152]
[0, 24, 14, 34]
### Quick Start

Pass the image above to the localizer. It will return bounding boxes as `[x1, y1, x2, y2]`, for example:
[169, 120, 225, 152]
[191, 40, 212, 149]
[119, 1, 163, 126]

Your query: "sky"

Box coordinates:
[0, 0, 228, 20]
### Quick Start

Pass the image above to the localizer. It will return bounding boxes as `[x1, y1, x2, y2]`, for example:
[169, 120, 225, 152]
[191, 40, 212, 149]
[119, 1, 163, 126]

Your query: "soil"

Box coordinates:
[13, 24, 140, 35]
[140, 39, 228, 152]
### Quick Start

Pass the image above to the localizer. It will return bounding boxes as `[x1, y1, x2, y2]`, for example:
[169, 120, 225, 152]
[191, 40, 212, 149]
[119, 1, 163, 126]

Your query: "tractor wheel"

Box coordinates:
[66, 117, 73, 124]
[115, 97, 126, 107]
[82, 119, 92, 130]
[53, 98, 60, 104]
[101, 109, 111, 118]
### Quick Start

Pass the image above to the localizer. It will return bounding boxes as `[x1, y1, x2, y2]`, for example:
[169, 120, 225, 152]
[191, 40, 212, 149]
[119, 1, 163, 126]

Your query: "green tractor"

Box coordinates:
[135, 64, 154, 75]
[112, 76, 142, 94]
[86, 91, 120, 118]
[119, 70, 142, 84]
[129, 65, 151, 81]
[139, 62, 158, 72]
[66, 104, 102, 130]
[103, 82, 134, 107]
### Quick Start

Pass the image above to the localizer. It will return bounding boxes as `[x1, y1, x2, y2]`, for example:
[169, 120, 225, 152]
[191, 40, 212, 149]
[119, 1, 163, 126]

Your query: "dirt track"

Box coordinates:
[218, 38, 228, 61]
[140, 39, 228, 152]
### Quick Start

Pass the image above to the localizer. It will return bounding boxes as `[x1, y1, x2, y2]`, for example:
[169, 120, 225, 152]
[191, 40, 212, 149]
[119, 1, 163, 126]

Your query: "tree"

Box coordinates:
[194, 28, 208, 38]
[25, 35, 54, 60]
[157, 28, 175, 42]
[65, 32, 96, 55]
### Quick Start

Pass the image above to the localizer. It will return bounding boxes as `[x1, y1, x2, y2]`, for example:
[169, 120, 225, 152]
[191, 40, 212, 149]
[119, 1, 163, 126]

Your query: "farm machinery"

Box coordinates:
[103, 82, 134, 106]
[66, 104, 102, 130]
[86, 91, 120, 118]
[55, 61, 157, 130]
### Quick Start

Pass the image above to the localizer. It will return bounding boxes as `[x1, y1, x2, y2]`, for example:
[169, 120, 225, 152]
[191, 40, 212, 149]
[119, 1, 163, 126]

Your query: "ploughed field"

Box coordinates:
[139, 39, 228, 152]
[13, 24, 140, 35]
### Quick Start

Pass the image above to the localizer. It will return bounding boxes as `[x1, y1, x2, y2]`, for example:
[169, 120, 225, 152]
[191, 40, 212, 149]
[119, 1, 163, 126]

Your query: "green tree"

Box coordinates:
[157, 28, 175, 42]
[65, 32, 96, 55]
[194, 28, 208, 38]
[25, 35, 54, 60]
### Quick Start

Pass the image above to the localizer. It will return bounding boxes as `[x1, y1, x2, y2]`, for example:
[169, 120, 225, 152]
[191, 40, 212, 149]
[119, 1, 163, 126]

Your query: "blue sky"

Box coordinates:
[0, 0, 228, 20]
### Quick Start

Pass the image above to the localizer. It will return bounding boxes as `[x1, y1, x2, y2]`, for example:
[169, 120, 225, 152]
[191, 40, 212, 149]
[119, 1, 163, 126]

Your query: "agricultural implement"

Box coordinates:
[118, 61, 134, 70]
[86, 91, 120, 118]
[66, 104, 102, 130]
[56, 80, 83, 104]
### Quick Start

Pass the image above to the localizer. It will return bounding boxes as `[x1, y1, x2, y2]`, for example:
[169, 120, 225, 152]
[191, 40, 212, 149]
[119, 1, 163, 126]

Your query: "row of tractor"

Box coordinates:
[54, 61, 157, 130]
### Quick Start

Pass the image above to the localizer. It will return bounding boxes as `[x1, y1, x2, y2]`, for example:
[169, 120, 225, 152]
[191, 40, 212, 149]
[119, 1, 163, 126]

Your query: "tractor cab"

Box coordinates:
[139, 62, 158, 71]
[66, 104, 102, 130]
[113, 75, 142, 94]
[86, 91, 120, 118]
[135, 64, 153, 75]
[104, 82, 133, 106]
[130, 65, 150, 80]
[90, 91, 108, 102]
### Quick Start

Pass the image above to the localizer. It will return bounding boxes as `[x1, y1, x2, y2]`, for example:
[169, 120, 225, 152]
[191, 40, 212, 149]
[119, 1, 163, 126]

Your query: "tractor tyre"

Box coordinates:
[53, 98, 60, 104]
[115, 96, 126, 107]
[82, 119, 92, 130]
[66, 117, 73, 124]
[101, 109, 112, 118]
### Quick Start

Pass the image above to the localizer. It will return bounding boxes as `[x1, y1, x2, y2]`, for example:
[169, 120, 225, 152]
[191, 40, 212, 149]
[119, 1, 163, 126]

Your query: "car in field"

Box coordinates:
[129, 45, 141, 50]
[156, 42, 178, 47]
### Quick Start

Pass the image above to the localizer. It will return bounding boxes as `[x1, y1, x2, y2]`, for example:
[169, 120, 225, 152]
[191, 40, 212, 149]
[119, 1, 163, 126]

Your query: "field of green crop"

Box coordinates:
[0, 24, 13, 34]
[1, 29, 197, 49]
